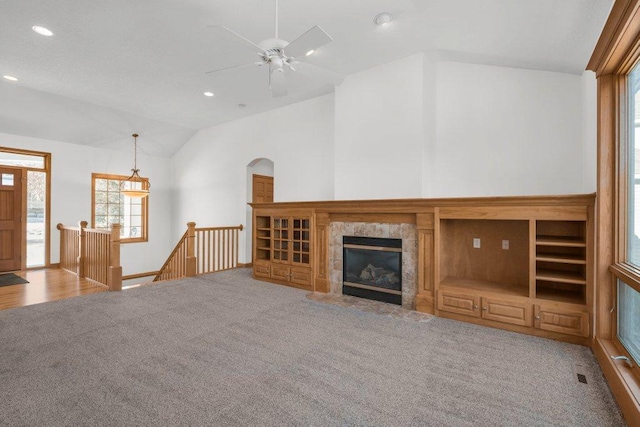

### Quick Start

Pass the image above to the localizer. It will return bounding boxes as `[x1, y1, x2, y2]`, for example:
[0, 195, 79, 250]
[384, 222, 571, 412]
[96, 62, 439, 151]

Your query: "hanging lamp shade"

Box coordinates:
[120, 133, 150, 198]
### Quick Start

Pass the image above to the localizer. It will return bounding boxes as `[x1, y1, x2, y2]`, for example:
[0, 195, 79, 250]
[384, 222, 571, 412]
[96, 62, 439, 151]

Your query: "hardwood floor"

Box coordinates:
[0, 268, 107, 310]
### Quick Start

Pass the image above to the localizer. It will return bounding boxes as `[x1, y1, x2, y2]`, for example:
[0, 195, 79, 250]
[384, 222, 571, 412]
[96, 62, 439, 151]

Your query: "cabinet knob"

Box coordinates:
[473, 305, 478, 309]
[482, 307, 487, 311]
[535, 315, 540, 320]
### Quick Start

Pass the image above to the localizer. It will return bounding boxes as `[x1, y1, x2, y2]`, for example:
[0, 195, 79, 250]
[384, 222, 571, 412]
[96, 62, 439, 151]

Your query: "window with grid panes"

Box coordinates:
[92, 173, 148, 242]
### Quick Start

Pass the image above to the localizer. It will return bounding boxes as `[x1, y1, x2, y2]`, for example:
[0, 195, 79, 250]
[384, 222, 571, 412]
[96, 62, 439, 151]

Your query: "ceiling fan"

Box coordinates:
[207, 0, 342, 97]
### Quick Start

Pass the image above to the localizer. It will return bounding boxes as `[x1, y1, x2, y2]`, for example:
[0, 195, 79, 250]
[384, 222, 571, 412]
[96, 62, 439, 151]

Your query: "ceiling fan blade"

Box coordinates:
[284, 26, 333, 58]
[208, 25, 267, 54]
[293, 61, 344, 86]
[269, 69, 288, 98]
[205, 62, 254, 75]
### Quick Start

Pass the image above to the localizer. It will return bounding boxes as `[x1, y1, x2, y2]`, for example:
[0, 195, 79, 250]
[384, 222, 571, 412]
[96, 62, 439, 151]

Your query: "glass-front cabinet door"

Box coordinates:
[271, 216, 311, 266]
[272, 217, 289, 263]
[292, 218, 311, 266]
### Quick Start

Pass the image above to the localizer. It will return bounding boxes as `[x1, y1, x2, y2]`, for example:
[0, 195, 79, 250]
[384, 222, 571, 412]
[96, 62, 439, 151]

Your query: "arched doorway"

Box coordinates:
[246, 158, 274, 263]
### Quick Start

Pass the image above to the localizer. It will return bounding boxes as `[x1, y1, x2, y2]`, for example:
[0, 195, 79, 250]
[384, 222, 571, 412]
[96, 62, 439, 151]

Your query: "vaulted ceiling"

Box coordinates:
[0, 0, 612, 157]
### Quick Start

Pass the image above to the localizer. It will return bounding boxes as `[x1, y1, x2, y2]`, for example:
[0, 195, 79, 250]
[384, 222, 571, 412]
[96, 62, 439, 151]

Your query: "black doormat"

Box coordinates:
[0, 273, 29, 287]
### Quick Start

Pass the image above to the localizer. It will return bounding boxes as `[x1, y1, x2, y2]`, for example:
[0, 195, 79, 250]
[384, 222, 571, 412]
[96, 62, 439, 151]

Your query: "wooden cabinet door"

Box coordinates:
[481, 297, 532, 327]
[254, 260, 270, 279]
[290, 267, 312, 289]
[270, 264, 290, 281]
[534, 305, 589, 337]
[437, 290, 480, 317]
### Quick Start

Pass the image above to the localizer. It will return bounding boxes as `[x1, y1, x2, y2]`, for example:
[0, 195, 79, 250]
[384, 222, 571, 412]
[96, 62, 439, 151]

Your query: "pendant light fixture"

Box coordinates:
[120, 133, 150, 198]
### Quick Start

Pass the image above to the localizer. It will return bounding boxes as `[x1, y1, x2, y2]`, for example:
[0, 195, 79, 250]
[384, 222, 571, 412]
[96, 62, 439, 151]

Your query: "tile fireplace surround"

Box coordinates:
[329, 222, 418, 309]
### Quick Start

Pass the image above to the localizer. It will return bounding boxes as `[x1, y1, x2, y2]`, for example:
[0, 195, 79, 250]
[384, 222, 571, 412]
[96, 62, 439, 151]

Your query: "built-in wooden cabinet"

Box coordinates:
[533, 304, 590, 337]
[253, 211, 313, 290]
[435, 206, 592, 344]
[251, 195, 594, 344]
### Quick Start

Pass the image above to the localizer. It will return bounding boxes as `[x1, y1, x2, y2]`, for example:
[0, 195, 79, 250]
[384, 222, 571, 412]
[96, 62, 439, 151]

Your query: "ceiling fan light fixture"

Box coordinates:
[206, 0, 336, 98]
[120, 133, 150, 199]
[3, 75, 18, 82]
[374, 12, 393, 26]
[32, 25, 54, 36]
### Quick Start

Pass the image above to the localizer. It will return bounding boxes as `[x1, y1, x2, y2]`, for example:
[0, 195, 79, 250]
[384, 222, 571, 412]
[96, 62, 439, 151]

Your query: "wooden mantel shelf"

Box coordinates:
[249, 193, 596, 213]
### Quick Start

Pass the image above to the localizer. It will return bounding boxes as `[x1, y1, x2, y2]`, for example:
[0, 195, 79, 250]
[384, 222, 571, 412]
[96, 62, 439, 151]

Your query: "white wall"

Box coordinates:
[334, 54, 425, 200]
[0, 132, 173, 276]
[422, 52, 438, 197]
[582, 71, 597, 193]
[433, 61, 584, 197]
[172, 94, 334, 263]
[3, 55, 594, 274]
[173, 55, 593, 266]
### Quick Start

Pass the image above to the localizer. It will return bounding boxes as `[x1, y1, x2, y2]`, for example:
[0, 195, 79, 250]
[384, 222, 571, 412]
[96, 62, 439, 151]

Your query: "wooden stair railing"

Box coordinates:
[57, 221, 122, 291]
[153, 226, 190, 282]
[154, 223, 244, 282]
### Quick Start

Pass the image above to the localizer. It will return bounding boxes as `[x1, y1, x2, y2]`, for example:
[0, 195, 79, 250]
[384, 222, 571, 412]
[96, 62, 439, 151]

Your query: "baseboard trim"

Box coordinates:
[238, 263, 253, 268]
[122, 271, 159, 281]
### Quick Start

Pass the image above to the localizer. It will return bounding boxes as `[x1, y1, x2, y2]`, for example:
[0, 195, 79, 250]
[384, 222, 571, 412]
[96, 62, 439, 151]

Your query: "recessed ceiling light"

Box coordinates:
[305, 49, 315, 56]
[204, 91, 214, 97]
[32, 25, 54, 36]
[374, 12, 393, 26]
[3, 75, 18, 82]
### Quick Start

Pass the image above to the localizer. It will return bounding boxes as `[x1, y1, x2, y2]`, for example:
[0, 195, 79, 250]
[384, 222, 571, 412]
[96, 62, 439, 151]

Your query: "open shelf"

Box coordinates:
[535, 253, 586, 264]
[439, 219, 530, 294]
[535, 287, 586, 305]
[440, 276, 529, 298]
[534, 220, 588, 305]
[254, 216, 272, 262]
[536, 235, 586, 247]
[536, 269, 586, 285]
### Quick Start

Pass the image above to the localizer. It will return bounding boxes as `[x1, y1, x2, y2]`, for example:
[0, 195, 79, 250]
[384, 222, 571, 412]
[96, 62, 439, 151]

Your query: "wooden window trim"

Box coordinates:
[91, 173, 149, 244]
[588, 1, 640, 423]
[0, 146, 51, 268]
[610, 263, 640, 294]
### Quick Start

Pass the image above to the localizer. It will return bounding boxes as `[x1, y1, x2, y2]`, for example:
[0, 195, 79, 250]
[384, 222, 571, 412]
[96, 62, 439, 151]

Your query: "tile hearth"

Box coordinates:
[306, 292, 433, 322]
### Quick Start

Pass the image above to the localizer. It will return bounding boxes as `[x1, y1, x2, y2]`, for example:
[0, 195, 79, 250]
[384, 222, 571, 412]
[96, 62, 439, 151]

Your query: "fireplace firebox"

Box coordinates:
[343, 236, 402, 305]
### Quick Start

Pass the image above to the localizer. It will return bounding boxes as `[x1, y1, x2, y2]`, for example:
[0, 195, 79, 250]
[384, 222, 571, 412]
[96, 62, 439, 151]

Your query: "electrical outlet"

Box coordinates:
[473, 238, 481, 249]
[502, 240, 509, 250]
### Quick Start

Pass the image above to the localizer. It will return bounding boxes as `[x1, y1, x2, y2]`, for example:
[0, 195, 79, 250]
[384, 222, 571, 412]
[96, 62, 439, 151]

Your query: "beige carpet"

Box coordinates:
[0, 268, 624, 426]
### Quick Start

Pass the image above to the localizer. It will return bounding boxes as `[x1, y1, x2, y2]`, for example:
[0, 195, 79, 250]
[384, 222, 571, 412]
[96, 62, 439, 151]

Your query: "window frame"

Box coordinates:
[588, 1, 640, 422]
[91, 173, 149, 243]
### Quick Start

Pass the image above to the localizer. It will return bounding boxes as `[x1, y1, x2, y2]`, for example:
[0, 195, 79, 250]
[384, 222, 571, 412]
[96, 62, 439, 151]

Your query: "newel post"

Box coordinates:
[108, 223, 123, 291]
[56, 223, 64, 268]
[77, 221, 87, 278]
[186, 222, 197, 277]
